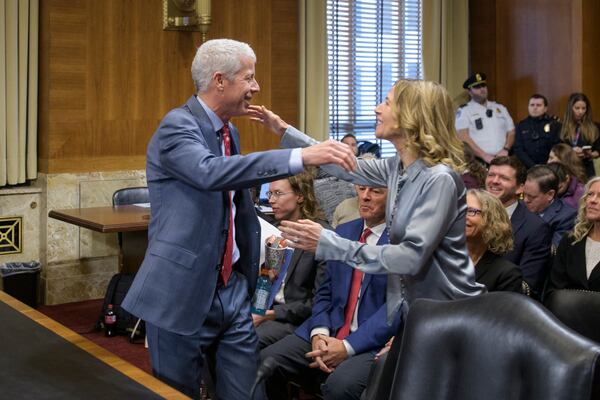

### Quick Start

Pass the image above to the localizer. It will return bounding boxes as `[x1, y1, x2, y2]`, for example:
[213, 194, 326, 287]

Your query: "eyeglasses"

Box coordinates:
[466, 207, 483, 217]
[266, 191, 295, 200]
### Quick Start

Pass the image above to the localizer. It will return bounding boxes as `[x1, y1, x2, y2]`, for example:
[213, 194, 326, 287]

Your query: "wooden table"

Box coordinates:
[0, 290, 188, 399]
[49, 205, 150, 233]
[49, 205, 150, 273]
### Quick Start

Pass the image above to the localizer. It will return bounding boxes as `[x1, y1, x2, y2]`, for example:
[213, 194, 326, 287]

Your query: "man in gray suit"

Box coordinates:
[122, 39, 355, 399]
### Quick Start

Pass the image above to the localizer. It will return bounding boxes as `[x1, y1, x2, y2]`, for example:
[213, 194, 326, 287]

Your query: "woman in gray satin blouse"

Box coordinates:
[249, 80, 485, 322]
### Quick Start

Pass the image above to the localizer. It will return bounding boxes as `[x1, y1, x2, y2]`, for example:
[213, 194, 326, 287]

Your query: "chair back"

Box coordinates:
[544, 289, 600, 343]
[112, 187, 149, 206]
[386, 292, 600, 400]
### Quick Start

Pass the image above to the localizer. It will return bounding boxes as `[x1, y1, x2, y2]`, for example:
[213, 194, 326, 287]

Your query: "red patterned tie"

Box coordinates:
[221, 124, 233, 285]
[336, 227, 372, 339]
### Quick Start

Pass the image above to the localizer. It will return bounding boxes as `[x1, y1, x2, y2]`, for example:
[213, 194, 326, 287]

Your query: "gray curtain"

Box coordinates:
[0, 0, 38, 187]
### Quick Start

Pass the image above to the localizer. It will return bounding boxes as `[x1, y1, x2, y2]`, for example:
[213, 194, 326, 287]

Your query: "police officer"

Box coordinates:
[513, 94, 561, 168]
[456, 72, 515, 164]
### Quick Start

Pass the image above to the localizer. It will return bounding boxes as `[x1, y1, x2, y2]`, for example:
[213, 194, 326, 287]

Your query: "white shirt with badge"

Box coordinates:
[456, 99, 515, 155]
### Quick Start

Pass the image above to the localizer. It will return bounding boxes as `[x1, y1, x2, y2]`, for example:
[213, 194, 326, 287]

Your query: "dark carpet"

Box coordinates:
[37, 299, 152, 374]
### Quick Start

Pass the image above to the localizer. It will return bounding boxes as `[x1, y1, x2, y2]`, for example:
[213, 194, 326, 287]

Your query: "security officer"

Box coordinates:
[456, 72, 515, 164]
[513, 94, 561, 168]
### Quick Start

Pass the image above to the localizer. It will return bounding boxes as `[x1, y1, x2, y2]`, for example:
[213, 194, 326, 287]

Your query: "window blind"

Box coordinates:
[327, 0, 422, 158]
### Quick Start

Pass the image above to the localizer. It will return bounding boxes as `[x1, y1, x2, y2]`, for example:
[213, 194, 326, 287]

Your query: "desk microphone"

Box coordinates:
[249, 356, 278, 399]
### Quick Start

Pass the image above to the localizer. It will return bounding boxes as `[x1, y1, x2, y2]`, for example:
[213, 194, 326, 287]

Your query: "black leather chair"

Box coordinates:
[368, 292, 600, 400]
[112, 187, 149, 269]
[544, 289, 600, 344]
[112, 186, 149, 207]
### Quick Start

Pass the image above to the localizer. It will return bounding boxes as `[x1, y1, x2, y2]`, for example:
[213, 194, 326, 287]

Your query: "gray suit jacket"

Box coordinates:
[281, 126, 484, 321]
[123, 96, 293, 335]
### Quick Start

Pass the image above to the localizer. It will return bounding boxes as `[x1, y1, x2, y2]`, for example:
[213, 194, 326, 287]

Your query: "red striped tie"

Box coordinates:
[336, 227, 372, 339]
[221, 124, 233, 285]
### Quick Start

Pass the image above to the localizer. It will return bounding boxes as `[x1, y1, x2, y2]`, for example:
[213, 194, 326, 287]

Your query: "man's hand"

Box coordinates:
[307, 334, 332, 373]
[301, 140, 357, 172]
[249, 105, 357, 172]
[279, 219, 323, 252]
[307, 336, 348, 372]
[247, 105, 288, 136]
[252, 310, 275, 327]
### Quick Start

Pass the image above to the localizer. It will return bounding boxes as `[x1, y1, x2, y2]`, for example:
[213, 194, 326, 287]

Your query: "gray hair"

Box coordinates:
[191, 39, 256, 93]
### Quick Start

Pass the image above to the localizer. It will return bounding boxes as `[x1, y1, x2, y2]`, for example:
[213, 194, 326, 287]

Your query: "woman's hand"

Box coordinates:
[279, 219, 323, 252]
[573, 146, 585, 158]
[247, 105, 289, 136]
[375, 336, 394, 360]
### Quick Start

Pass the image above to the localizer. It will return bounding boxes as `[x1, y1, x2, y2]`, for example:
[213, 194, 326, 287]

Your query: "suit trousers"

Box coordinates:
[256, 320, 297, 350]
[261, 333, 375, 400]
[146, 272, 265, 400]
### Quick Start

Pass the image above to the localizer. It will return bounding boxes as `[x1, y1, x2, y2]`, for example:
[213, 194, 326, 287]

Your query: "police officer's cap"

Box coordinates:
[463, 72, 487, 89]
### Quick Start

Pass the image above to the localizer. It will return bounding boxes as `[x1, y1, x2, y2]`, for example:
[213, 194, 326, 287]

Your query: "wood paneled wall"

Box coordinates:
[469, 0, 600, 123]
[38, 0, 298, 173]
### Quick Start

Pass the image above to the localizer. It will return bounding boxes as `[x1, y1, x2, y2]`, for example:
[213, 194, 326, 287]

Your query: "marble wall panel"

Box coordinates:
[41, 170, 146, 304]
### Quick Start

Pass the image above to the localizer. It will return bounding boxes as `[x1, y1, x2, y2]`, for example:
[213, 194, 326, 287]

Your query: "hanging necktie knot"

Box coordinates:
[359, 227, 372, 243]
[221, 124, 232, 156]
[336, 227, 373, 339]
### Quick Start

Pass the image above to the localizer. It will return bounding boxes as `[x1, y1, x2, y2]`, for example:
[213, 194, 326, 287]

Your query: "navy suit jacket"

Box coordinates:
[123, 96, 293, 335]
[295, 219, 401, 355]
[504, 202, 551, 293]
[540, 199, 577, 248]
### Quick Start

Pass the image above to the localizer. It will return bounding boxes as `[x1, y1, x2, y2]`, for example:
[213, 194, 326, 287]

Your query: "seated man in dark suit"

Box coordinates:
[261, 185, 400, 400]
[253, 171, 330, 349]
[485, 156, 552, 295]
[523, 165, 577, 249]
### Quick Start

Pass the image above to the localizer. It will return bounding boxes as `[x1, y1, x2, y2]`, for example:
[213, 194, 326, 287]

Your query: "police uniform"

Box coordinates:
[513, 114, 561, 168]
[455, 72, 515, 156]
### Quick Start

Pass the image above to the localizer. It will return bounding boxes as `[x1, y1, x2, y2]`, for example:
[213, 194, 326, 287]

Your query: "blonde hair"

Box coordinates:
[287, 168, 324, 221]
[468, 189, 514, 255]
[392, 80, 466, 172]
[570, 176, 600, 243]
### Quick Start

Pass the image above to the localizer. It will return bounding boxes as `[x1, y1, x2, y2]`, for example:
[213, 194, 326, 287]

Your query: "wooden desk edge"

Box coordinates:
[0, 291, 188, 400]
[48, 208, 149, 233]
[48, 210, 109, 232]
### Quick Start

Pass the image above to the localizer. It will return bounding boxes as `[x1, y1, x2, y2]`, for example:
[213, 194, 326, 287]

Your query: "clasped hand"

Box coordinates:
[307, 335, 348, 373]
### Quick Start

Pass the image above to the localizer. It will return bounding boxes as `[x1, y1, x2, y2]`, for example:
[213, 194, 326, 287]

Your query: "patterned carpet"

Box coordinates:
[37, 299, 152, 374]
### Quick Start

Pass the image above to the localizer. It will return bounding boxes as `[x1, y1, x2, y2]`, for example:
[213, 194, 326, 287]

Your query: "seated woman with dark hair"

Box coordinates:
[548, 142, 586, 208]
[253, 170, 331, 349]
[462, 143, 487, 189]
[466, 189, 523, 292]
[546, 161, 585, 210]
[547, 176, 600, 294]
